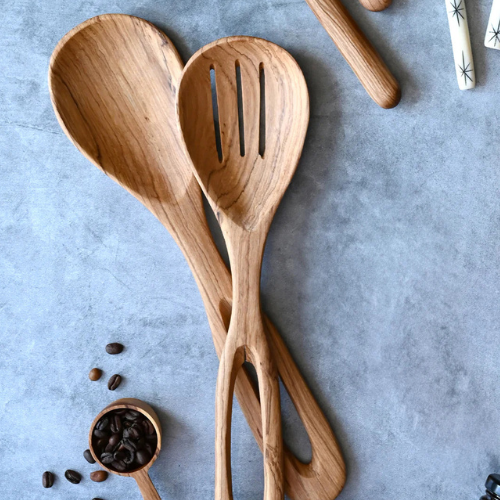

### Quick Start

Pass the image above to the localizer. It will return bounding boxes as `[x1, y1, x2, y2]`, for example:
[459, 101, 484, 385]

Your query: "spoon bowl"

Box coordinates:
[89, 398, 162, 499]
[49, 14, 195, 213]
[178, 37, 309, 231]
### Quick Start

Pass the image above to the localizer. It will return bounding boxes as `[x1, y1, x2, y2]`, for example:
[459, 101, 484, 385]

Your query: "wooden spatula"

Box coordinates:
[178, 37, 309, 500]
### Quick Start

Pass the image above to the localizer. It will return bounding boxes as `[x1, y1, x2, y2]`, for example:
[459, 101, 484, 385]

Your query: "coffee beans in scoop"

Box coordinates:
[92, 409, 157, 473]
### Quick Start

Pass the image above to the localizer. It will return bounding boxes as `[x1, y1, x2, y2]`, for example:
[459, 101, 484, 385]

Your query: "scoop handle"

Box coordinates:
[134, 468, 161, 500]
[359, 0, 392, 11]
[215, 334, 283, 500]
[303, 0, 400, 108]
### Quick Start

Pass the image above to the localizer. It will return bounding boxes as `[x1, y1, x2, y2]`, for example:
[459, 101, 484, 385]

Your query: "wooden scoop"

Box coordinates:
[177, 37, 309, 500]
[49, 15, 345, 500]
[89, 398, 162, 500]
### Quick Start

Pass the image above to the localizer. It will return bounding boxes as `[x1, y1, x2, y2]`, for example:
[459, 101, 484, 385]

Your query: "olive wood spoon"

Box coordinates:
[304, 0, 400, 107]
[178, 36, 309, 500]
[49, 15, 345, 500]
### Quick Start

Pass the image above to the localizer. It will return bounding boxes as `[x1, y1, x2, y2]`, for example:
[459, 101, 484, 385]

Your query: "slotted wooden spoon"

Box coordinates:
[49, 15, 345, 500]
[178, 37, 309, 500]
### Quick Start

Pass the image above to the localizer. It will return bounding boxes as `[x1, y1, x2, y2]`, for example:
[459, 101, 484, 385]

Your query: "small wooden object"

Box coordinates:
[49, 15, 345, 500]
[303, 0, 400, 107]
[89, 398, 162, 500]
[178, 36, 309, 500]
[359, 0, 392, 11]
[445, 0, 475, 90]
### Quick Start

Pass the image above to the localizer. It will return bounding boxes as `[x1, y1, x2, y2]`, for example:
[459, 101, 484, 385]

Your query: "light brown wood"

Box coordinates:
[49, 15, 346, 500]
[89, 398, 162, 500]
[304, 0, 400, 107]
[178, 36, 309, 500]
[359, 0, 392, 12]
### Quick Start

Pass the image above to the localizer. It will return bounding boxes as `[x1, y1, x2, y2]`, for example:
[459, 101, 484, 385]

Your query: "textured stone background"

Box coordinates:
[1, 0, 500, 499]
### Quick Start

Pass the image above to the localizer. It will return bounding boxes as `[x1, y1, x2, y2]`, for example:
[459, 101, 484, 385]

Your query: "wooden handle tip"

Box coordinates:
[359, 0, 392, 12]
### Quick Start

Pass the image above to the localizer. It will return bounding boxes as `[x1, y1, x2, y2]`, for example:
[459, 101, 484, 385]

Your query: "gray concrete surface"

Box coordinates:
[1, 0, 499, 499]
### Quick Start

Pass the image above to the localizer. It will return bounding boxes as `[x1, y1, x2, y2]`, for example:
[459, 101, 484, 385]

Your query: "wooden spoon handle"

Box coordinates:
[215, 337, 283, 500]
[359, 0, 392, 12]
[134, 468, 161, 500]
[303, 0, 400, 108]
[165, 199, 345, 500]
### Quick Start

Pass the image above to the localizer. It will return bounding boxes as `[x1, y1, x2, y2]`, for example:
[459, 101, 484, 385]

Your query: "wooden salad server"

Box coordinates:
[49, 15, 345, 500]
[304, 0, 400, 107]
[359, 0, 392, 12]
[89, 399, 162, 500]
[177, 36, 309, 500]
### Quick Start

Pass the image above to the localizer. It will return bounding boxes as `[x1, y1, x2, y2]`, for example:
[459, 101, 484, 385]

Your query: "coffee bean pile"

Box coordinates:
[92, 409, 157, 472]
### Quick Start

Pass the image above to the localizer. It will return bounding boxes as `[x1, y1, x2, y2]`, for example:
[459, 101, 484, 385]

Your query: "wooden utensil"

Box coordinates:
[49, 15, 345, 500]
[304, 0, 400, 108]
[89, 398, 162, 500]
[359, 0, 392, 11]
[177, 36, 309, 500]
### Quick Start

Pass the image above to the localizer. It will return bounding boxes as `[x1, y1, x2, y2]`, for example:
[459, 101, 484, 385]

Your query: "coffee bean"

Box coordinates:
[109, 433, 121, 446]
[144, 419, 155, 435]
[96, 437, 108, 451]
[64, 469, 82, 484]
[93, 428, 109, 439]
[111, 460, 127, 472]
[100, 452, 114, 464]
[127, 426, 141, 440]
[136, 449, 151, 466]
[89, 368, 102, 381]
[108, 374, 122, 391]
[110, 415, 122, 434]
[84, 449, 96, 464]
[124, 450, 135, 465]
[96, 417, 109, 431]
[123, 438, 137, 452]
[42, 471, 54, 488]
[113, 450, 127, 461]
[90, 470, 108, 482]
[105, 343, 124, 355]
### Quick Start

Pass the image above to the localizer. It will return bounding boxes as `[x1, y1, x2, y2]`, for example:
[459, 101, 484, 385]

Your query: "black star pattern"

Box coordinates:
[449, 0, 465, 26]
[458, 50, 473, 86]
[488, 20, 500, 47]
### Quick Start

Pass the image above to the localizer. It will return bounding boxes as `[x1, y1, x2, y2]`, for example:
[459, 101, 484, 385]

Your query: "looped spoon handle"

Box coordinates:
[215, 229, 283, 500]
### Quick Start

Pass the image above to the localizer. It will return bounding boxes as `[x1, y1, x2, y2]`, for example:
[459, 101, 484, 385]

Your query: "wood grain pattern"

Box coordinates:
[49, 15, 346, 500]
[178, 36, 310, 500]
[304, 0, 400, 107]
[89, 398, 162, 500]
[359, 0, 392, 12]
